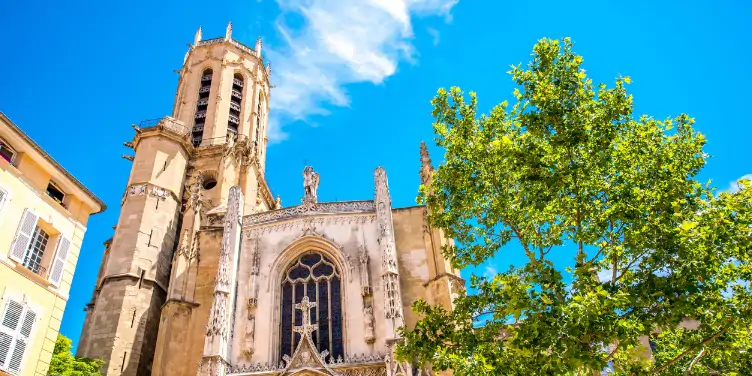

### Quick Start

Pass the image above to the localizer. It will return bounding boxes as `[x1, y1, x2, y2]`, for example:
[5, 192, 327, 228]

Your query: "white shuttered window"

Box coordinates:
[9, 210, 38, 263]
[0, 300, 36, 375]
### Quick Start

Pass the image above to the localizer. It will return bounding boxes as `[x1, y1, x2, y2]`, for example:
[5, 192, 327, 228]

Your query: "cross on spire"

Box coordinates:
[293, 296, 317, 337]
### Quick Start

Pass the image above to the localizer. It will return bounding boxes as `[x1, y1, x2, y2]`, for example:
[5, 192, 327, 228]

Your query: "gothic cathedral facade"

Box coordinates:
[77, 24, 464, 376]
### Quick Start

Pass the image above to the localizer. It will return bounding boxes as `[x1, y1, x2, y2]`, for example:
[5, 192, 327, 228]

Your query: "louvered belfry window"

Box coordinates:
[193, 68, 213, 147]
[228, 73, 243, 136]
[0, 300, 36, 374]
[280, 252, 343, 362]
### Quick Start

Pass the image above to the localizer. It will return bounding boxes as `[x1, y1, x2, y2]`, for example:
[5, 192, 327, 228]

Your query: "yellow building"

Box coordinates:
[0, 112, 105, 376]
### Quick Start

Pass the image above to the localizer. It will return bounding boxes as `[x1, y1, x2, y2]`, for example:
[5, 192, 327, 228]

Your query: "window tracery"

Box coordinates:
[280, 252, 343, 362]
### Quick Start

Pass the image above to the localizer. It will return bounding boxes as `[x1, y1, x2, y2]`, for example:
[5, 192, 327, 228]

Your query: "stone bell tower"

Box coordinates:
[77, 23, 276, 375]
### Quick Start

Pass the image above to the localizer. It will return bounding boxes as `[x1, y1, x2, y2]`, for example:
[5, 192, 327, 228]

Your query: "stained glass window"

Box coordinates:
[280, 252, 342, 362]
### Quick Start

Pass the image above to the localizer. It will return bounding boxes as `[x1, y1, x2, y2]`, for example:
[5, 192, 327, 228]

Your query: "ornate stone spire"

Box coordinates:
[419, 141, 434, 185]
[225, 22, 233, 40]
[194, 25, 202, 45]
[255, 36, 263, 58]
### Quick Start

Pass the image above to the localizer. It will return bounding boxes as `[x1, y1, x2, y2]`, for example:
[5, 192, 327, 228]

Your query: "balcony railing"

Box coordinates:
[197, 37, 224, 47]
[139, 116, 190, 136]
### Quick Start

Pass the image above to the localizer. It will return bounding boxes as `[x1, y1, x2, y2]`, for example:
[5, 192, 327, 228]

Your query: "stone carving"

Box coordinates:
[243, 200, 375, 226]
[223, 134, 254, 169]
[448, 274, 467, 296]
[203, 186, 243, 370]
[339, 367, 388, 376]
[374, 168, 405, 325]
[150, 186, 169, 201]
[278, 296, 338, 375]
[186, 176, 204, 214]
[359, 245, 372, 297]
[244, 215, 376, 238]
[419, 141, 434, 186]
[196, 356, 227, 376]
[302, 166, 320, 203]
[243, 316, 255, 356]
[364, 306, 376, 344]
[385, 339, 411, 376]
[205, 294, 228, 338]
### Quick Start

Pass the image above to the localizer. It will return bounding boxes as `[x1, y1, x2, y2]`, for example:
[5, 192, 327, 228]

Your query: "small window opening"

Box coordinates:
[46, 182, 66, 208]
[23, 225, 50, 275]
[202, 179, 217, 190]
[0, 140, 16, 164]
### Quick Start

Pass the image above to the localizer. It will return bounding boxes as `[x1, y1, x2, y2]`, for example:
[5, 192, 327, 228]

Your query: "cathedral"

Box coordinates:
[76, 24, 464, 376]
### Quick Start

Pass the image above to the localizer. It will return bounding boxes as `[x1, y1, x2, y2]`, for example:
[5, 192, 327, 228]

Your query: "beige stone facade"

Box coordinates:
[0, 113, 105, 375]
[77, 24, 461, 376]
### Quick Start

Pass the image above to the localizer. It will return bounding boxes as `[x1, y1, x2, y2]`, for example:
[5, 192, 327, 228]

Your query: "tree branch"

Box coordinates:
[685, 346, 705, 375]
[651, 328, 726, 374]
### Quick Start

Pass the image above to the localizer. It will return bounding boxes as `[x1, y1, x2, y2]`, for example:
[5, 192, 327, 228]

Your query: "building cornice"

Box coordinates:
[0, 112, 107, 214]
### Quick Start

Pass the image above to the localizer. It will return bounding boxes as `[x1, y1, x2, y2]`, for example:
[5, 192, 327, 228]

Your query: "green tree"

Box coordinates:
[47, 334, 103, 376]
[399, 38, 752, 375]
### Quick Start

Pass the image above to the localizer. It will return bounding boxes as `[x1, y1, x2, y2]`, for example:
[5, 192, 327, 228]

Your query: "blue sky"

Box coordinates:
[1, 0, 750, 351]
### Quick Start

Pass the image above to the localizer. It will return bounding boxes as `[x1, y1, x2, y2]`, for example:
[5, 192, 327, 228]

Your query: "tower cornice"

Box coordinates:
[131, 116, 195, 154]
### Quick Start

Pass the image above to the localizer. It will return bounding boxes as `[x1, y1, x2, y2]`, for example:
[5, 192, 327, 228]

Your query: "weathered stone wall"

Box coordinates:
[392, 206, 432, 330]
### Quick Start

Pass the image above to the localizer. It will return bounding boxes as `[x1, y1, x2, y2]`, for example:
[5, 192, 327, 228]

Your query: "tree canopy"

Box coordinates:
[399, 38, 752, 375]
[47, 334, 103, 376]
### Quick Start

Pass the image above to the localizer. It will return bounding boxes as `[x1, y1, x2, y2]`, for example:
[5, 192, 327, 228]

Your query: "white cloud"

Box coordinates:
[597, 267, 613, 283]
[482, 265, 497, 279]
[427, 27, 440, 46]
[266, 0, 459, 142]
[727, 174, 752, 193]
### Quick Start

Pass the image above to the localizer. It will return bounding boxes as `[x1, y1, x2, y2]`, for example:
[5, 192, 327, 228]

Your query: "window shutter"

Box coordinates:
[0, 188, 6, 209]
[9, 209, 37, 263]
[49, 237, 71, 286]
[0, 301, 23, 371]
[7, 309, 35, 373]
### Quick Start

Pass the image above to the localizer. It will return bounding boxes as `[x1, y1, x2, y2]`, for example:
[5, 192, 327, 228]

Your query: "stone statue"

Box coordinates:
[186, 176, 203, 213]
[302, 166, 320, 203]
[244, 315, 255, 355]
[364, 306, 375, 344]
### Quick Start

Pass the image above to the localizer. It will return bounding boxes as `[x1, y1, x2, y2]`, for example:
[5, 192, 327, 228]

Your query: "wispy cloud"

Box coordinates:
[482, 265, 497, 279]
[266, 0, 459, 142]
[727, 173, 752, 193]
[426, 27, 440, 46]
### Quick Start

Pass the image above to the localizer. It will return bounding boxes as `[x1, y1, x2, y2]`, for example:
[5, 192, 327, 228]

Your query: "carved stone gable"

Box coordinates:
[280, 297, 339, 376]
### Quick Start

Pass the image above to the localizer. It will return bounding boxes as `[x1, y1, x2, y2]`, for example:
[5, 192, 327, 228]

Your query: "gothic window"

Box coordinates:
[280, 252, 343, 362]
[228, 73, 243, 136]
[193, 68, 213, 147]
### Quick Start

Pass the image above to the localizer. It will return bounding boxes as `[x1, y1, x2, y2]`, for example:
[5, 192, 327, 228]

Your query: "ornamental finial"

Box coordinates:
[255, 36, 263, 57]
[194, 25, 202, 45]
[225, 21, 233, 40]
[419, 141, 434, 185]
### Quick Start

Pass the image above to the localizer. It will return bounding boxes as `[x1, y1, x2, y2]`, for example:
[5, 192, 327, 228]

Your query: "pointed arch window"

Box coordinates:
[228, 73, 243, 136]
[193, 68, 213, 147]
[280, 252, 343, 362]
